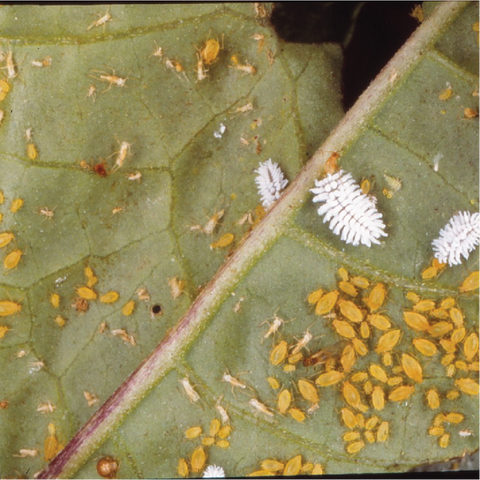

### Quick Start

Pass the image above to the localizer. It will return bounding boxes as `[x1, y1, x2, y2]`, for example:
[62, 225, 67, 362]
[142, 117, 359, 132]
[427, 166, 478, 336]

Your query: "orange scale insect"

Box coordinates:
[342, 381, 364, 410]
[352, 338, 368, 356]
[459, 271, 479, 292]
[270, 340, 288, 366]
[340, 407, 357, 429]
[340, 344, 356, 372]
[277, 389, 292, 414]
[298, 379, 319, 404]
[369, 364, 388, 383]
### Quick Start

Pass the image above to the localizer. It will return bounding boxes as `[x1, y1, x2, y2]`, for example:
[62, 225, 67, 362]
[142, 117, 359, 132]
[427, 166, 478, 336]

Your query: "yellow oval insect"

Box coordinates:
[218, 425, 232, 439]
[100, 291, 119, 304]
[369, 364, 388, 383]
[288, 408, 306, 423]
[352, 338, 368, 356]
[440, 338, 456, 353]
[339, 281, 358, 297]
[413, 299, 435, 312]
[341, 407, 357, 429]
[177, 458, 189, 477]
[270, 340, 288, 366]
[375, 329, 401, 353]
[346, 440, 365, 454]
[449, 308, 464, 327]
[343, 431, 360, 442]
[260, 459, 284, 472]
[403, 311, 429, 331]
[4, 249, 23, 270]
[49, 293, 60, 308]
[368, 314, 391, 331]
[427, 321, 453, 338]
[365, 415, 379, 430]
[298, 379, 319, 404]
[459, 271, 479, 292]
[371, 385, 385, 411]
[455, 378, 479, 396]
[339, 299, 363, 323]
[401, 353, 423, 383]
[77, 286, 97, 300]
[450, 327, 467, 344]
[307, 288, 323, 305]
[341, 344, 356, 372]
[0, 232, 14, 248]
[0, 300, 21, 316]
[277, 389, 291, 414]
[350, 371, 368, 383]
[422, 266, 438, 279]
[426, 389, 440, 410]
[215, 439, 230, 448]
[439, 433, 450, 448]
[363, 380, 373, 395]
[364, 430, 375, 443]
[333, 319, 356, 339]
[185, 426, 202, 439]
[441, 297, 455, 309]
[406, 291, 420, 303]
[445, 412, 464, 423]
[360, 321, 370, 339]
[190, 446, 206, 473]
[446, 390, 460, 400]
[382, 352, 393, 367]
[388, 385, 415, 402]
[464, 333, 479, 362]
[201, 38, 220, 65]
[429, 426, 444, 437]
[342, 381, 362, 410]
[10, 198, 24, 213]
[209, 419, 220, 436]
[267, 376, 280, 390]
[315, 290, 339, 315]
[283, 455, 302, 476]
[316, 370, 344, 387]
[377, 421, 389, 442]
[338, 267, 349, 281]
[351, 276, 370, 289]
[365, 283, 386, 311]
[27, 143, 38, 160]
[413, 338, 438, 356]
[122, 300, 135, 316]
[210, 233, 234, 249]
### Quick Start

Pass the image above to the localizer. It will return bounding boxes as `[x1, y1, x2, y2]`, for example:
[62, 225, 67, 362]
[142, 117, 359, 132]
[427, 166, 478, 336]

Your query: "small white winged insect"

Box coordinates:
[254, 159, 289, 209]
[310, 169, 387, 247]
[432, 211, 480, 266]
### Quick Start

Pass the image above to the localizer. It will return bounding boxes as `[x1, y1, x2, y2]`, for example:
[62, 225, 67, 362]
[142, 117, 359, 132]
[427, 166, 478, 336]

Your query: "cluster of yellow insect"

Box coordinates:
[0, 192, 27, 274]
[178, 416, 232, 477]
[421, 257, 447, 280]
[428, 411, 466, 449]
[340, 407, 390, 453]
[248, 454, 324, 477]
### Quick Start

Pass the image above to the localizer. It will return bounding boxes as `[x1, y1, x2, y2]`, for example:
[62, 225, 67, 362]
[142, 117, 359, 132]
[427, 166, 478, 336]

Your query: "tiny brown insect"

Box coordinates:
[303, 341, 346, 367]
[94, 161, 109, 177]
[97, 456, 119, 479]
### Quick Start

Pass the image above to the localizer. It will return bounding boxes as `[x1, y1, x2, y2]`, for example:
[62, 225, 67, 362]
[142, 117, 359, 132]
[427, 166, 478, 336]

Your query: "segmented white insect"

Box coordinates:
[432, 211, 480, 266]
[254, 159, 289, 208]
[203, 465, 225, 478]
[310, 170, 387, 247]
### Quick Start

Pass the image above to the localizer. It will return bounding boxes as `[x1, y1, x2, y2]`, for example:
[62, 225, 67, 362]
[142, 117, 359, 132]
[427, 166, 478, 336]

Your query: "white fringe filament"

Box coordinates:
[203, 465, 226, 478]
[310, 170, 387, 247]
[432, 211, 480, 266]
[254, 159, 289, 208]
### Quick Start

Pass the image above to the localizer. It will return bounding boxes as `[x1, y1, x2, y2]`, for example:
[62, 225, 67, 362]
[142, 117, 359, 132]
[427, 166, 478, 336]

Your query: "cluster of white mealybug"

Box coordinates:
[310, 170, 388, 247]
[254, 161, 479, 265]
[432, 211, 480, 266]
[254, 159, 289, 209]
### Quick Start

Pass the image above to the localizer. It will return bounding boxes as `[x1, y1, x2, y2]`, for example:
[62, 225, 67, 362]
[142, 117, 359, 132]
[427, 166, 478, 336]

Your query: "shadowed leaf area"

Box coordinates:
[0, 2, 478, 478]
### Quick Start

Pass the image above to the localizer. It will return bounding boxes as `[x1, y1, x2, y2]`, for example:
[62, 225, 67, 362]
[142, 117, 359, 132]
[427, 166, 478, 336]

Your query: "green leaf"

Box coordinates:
[0, 2, 477, 479]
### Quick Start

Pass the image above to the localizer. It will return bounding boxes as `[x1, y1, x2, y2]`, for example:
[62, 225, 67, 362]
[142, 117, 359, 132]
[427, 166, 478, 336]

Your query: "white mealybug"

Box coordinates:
[310, 170, 387, 247]
[203, 465, 225, 478]
[432, 211, 480, 266]
[254, 159, 289, 209]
